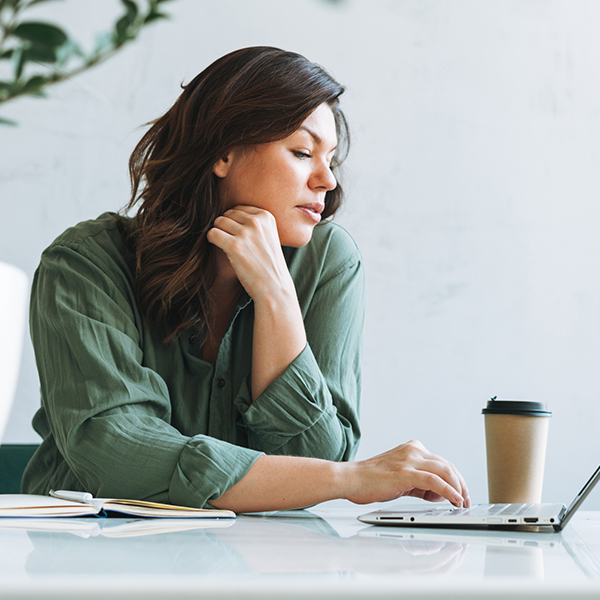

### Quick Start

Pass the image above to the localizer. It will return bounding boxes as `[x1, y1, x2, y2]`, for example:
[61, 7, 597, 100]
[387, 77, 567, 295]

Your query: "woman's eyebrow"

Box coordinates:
[299, 125, 337, 151]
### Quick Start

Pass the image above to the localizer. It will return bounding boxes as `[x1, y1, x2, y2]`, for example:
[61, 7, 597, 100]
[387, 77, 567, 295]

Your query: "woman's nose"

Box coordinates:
[310, 161, 337, 192]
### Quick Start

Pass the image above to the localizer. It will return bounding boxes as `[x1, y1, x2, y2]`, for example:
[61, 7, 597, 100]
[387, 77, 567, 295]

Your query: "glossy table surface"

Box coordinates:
[1, 499, 600, 599]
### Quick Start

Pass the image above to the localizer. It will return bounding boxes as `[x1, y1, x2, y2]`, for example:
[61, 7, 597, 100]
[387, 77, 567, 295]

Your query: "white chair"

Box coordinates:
[0, 261, 28, 443]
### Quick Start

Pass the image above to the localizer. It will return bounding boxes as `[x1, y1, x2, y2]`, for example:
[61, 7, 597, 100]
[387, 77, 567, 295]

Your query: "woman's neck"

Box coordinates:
[202, 250, 242, 364]
[212, 248, 240, 295]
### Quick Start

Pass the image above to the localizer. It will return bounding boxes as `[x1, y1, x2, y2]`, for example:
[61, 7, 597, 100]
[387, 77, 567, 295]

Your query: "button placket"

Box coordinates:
[210, 292, 252, 441]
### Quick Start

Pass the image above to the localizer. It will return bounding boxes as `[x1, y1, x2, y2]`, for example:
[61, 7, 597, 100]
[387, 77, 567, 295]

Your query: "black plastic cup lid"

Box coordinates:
[482, 397, 551, 417]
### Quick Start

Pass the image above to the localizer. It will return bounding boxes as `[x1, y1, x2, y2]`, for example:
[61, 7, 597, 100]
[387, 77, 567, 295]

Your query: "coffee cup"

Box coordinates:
[482, 397, 551, 504]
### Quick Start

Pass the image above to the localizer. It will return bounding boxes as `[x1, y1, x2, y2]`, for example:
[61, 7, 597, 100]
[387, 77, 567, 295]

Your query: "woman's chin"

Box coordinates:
[280, 227, 315, 248]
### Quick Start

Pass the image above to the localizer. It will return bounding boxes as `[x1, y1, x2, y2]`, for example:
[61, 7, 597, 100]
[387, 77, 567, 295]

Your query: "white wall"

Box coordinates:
[1, 0, 599, 507]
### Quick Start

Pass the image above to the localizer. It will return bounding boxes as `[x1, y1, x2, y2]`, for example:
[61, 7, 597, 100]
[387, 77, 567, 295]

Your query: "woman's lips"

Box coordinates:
[296, 202, 324, 224]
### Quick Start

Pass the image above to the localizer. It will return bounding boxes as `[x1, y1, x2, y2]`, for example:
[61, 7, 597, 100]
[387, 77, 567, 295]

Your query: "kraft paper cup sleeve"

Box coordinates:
[482, 398, 551, 504]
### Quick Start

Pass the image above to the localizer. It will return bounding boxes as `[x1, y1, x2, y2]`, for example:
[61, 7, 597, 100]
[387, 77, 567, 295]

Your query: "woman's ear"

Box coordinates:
[213, 152, 232, 178]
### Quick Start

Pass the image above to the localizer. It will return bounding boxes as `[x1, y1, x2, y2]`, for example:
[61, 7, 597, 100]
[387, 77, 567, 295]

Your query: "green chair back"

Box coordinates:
[0, 444, 39, 493]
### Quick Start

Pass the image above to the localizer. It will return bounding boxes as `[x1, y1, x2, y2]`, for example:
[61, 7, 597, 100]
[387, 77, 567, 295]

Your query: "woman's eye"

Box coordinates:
[293, 151, 312, 159]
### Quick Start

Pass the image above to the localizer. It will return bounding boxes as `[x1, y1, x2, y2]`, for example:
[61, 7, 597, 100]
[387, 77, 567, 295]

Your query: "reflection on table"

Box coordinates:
[1, 504, 599, 583]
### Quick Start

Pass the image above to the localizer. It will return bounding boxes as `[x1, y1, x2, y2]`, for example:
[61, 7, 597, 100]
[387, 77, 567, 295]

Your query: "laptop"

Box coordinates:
[358, 464, 600, 532]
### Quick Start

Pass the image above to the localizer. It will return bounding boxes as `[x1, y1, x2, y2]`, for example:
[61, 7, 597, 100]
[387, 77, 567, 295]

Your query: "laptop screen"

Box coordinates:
[557, 464, 600, 531]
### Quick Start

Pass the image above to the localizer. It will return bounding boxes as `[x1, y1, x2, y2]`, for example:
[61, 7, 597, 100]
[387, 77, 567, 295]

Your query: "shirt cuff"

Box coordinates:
[233, 344, 335, 452]
[169, 434, 263, 509]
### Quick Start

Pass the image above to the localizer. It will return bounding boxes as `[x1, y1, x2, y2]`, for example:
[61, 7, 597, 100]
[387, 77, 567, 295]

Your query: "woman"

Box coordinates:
[23, 47, 470, 512]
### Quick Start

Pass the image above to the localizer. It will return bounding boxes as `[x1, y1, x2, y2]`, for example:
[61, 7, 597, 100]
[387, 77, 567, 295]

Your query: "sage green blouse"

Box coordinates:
[22, 212, 365, 508]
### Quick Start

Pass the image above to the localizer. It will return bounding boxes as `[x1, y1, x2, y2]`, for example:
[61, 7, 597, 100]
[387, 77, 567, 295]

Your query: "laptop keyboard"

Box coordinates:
[497, 504, 532, 516]
[435, 503, 533, 517]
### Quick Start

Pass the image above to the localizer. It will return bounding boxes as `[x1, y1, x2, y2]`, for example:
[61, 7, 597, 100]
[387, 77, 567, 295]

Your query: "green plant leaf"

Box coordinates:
[12, 46, 25, 79]
[0, 115, 18, 126]
[114, 0, 139, 43]
[20, 74, 48, 95]
[144, 10, 168, 24]
[121, 0, 139, 17]
[28, 0, 63, 5]
[92, 30, 112, 54]
[114, 17, 130, 43]
[0, 0, 24, 11]
[13, 21, 68, 48]
[0, 0, 173, 116]
[53, 38, 82, 65]
[22, 44, 58, 62]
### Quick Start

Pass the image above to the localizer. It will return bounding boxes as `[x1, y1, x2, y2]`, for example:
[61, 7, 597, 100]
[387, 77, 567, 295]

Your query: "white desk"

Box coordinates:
[1, 500, 600, 599]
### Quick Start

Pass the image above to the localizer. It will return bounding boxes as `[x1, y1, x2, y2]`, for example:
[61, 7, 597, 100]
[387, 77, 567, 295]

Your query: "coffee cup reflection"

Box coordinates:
[484, 544, 545, 579]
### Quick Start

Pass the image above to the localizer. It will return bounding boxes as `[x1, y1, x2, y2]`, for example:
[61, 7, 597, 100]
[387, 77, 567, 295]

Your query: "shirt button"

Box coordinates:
[217, 378, 226, 388]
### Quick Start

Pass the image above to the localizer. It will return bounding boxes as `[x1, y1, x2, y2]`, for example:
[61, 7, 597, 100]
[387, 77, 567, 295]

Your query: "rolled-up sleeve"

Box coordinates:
[234, 227, 365, 461]
[28, 243, 261, 508]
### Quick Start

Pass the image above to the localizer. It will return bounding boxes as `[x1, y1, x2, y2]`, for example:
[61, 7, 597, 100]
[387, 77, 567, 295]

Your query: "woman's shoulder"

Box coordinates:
[47, 212, 128, 253]
[305, 220, 362, 270]
[308, 221, 362, 262]
[39, 212, 135, 285]
[285, 220, 363, 288]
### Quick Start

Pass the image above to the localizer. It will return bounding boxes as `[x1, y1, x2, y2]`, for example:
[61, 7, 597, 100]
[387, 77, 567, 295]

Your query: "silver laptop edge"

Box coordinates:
[358, 464, 600, 532]
[557, 464, 600, 531]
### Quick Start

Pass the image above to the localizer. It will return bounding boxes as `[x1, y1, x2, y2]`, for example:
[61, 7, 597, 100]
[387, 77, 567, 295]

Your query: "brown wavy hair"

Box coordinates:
[122, 46, 350, 344]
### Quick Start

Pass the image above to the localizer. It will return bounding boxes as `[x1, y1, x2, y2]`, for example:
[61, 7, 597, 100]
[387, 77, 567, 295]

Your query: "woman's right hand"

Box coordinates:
[342, 439, 470, 508]
[207, 205, 295, 304]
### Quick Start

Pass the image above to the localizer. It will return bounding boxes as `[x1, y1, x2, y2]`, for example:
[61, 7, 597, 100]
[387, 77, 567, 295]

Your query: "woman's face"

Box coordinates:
[213, 103, 338, 247]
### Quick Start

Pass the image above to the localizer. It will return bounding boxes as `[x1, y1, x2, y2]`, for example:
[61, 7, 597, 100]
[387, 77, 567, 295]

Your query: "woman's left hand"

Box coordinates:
[207, 205, 295, 303]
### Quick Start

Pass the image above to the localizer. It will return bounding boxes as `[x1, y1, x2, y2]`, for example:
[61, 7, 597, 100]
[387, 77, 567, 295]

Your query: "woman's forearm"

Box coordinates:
[209, 454, 343, 512]
[206, 206, 307, 400]
[209, 440, 471, 513]
[251, 289, 306, 400]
